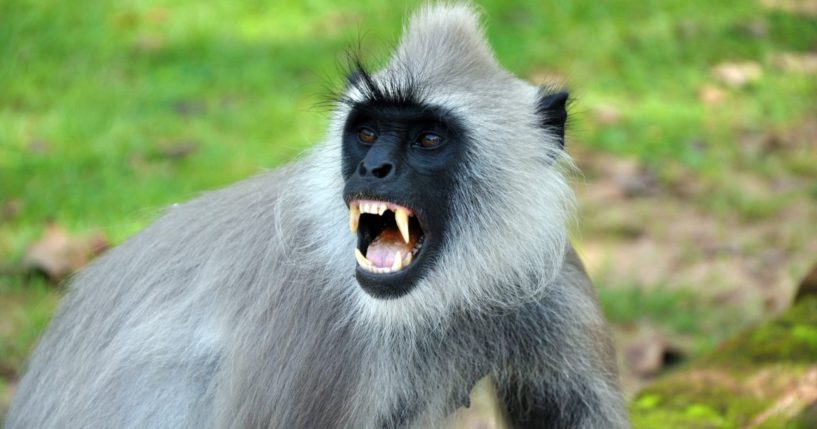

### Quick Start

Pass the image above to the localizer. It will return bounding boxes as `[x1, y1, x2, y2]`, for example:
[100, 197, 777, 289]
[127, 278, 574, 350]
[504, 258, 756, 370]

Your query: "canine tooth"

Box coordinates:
[392, 252, 403, 271]
[349, 204, 360, 234]
[354, 249, 370, 268]
[395, 208, 410, 243]
[403, 252, 413, 266]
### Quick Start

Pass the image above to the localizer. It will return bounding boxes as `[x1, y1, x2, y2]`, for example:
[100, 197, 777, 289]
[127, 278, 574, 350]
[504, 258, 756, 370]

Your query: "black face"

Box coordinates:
[342, 99, 468, 299]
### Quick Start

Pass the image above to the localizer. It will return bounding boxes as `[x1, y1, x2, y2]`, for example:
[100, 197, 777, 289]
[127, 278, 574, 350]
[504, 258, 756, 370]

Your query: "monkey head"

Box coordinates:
[334, 5, 574, 313]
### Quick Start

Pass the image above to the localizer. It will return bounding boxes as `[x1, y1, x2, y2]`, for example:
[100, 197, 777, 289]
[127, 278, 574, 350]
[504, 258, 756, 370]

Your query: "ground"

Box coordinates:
[1, 0, 816, 423]
[631, 296, 817, 428]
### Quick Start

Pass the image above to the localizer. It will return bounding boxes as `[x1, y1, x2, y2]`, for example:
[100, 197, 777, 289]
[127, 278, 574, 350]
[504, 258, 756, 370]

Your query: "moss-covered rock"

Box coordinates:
[631, 297, 817, 428]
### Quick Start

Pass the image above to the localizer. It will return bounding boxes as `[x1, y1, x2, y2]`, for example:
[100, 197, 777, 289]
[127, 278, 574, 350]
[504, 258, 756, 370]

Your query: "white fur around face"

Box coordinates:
[304, 4, 577, 328]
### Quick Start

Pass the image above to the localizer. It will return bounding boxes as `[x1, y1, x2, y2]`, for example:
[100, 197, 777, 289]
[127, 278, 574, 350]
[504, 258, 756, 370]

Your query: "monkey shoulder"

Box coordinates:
[490, 245, 627, 428]
[6, 170, 302, 428]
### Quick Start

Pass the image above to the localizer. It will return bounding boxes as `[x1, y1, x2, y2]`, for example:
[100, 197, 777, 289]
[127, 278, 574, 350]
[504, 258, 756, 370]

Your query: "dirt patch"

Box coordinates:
[571, 147, 817, 394]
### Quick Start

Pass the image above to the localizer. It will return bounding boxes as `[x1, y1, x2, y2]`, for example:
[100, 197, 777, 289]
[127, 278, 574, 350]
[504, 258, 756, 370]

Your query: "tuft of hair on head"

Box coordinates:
[336, 3, 506, 109]
[392, 3, 498, 73]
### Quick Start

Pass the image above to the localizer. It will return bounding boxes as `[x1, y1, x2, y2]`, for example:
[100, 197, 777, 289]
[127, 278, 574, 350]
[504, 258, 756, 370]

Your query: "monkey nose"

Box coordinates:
[357, 160, 394, 179]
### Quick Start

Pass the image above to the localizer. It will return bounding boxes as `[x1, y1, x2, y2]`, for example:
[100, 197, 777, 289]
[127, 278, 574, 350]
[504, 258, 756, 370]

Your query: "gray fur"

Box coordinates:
[6, 4, 628, 428]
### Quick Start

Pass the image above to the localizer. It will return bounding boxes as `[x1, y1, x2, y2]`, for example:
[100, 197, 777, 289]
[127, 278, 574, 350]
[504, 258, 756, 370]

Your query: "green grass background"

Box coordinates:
[1, 0, 816, 423]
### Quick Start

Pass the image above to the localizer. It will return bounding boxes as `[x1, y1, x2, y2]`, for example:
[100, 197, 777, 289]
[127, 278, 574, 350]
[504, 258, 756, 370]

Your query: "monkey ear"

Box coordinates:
[536, 90, 569, 149]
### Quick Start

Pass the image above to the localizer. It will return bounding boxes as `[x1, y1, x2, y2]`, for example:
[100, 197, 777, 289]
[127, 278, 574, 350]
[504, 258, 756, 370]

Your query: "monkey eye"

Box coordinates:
[416, 132, 443, 149]
[357, 127, 378, 145]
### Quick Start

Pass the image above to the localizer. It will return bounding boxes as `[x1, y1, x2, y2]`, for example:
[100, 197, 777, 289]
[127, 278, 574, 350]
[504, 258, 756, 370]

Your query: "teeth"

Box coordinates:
[349, 203, 360, 234]
[395, 208, 410, 244]
[356, 202, 395, 215]
[391, 251, 403, 271]
[355, 248, 371, 269]
[351, 200, 419, 274]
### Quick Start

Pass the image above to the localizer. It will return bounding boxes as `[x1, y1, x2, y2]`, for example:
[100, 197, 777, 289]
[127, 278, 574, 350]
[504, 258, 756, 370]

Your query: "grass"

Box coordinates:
[1, 0, 816, 422]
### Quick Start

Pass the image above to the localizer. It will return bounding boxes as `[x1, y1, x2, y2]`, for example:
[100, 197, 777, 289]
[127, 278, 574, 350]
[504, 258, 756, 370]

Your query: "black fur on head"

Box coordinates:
[331, 53, 426, 110]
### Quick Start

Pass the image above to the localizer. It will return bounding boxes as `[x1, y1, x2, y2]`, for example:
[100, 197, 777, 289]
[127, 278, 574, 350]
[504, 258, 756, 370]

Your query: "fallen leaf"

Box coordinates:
[22, 223, 110, 283]
[712, 61, 763, 88]
[760, 0, 817, 16]
[773, 52, 817, 74]
[699, 85, 728, 106]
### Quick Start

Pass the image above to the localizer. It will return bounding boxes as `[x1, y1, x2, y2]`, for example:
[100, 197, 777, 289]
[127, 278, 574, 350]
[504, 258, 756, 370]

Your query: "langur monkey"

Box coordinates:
[7, 4, 629, 428]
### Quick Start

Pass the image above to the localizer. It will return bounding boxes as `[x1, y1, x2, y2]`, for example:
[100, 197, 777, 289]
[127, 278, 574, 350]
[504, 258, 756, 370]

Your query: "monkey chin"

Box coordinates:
[348, 198, 435, 299]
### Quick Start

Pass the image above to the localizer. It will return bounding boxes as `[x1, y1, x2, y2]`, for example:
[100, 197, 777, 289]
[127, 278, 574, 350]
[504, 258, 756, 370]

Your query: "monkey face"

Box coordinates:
[341, 99, 468, 299]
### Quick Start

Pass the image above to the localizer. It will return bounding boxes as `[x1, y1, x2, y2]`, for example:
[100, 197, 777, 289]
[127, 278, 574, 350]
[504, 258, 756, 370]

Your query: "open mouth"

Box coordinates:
[349, 199, 425, 274]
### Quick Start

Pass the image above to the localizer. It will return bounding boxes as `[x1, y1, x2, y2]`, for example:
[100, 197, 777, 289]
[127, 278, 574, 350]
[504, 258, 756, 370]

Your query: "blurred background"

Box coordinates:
[1, 0, 816, 426]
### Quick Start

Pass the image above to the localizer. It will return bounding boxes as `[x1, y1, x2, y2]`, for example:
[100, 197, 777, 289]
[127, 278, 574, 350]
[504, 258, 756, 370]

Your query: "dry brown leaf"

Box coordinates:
[22, 223, 110, 283]
[712, 61, 763, 88]
[773, 52, 817, 74]
[699, 84, 728, 106]
[760, 0, 817, 16]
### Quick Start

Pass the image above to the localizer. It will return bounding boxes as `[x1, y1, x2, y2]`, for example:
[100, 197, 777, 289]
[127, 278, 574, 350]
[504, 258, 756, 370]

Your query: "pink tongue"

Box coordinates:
[366, 229, 409, 268]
